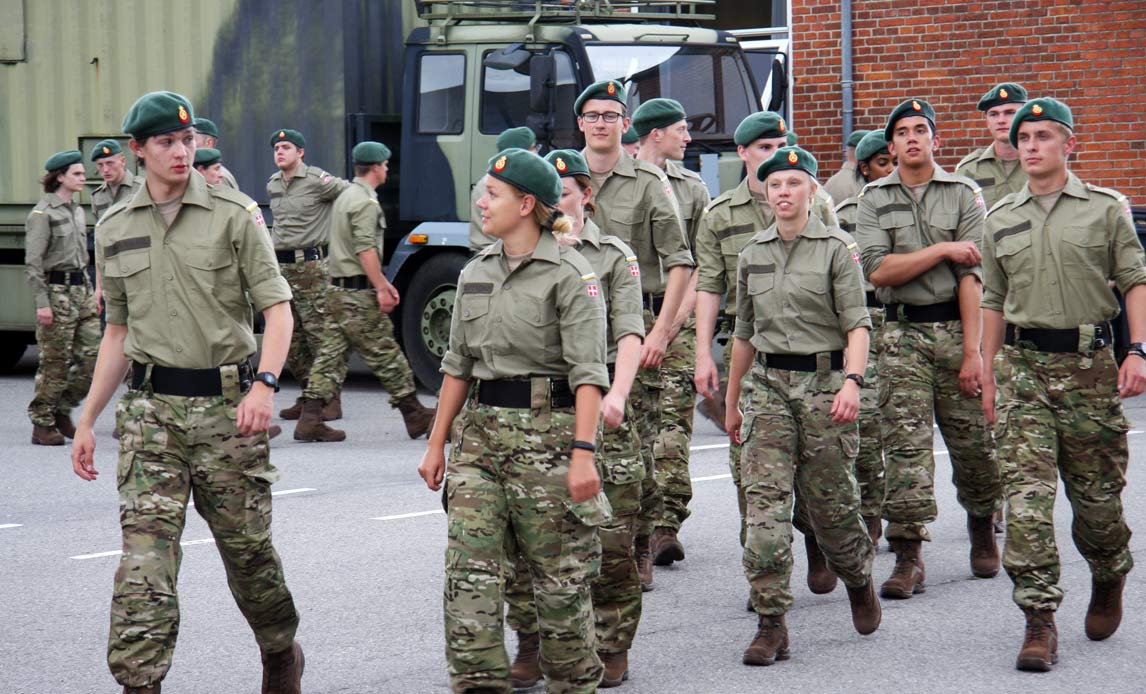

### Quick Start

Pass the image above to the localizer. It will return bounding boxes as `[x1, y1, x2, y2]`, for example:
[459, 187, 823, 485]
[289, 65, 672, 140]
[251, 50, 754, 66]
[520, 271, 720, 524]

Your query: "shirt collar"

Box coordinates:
[755, 213, 829, 243]
[1012, 171, 1087, 207]
[579, 218, 603, 248]
[127, 169, 213, 210]
[478, 225, 563, 266]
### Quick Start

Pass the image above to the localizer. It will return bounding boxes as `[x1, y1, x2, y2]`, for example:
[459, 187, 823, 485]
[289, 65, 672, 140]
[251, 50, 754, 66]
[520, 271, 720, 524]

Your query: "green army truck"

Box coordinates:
[0, 0, 774, 386]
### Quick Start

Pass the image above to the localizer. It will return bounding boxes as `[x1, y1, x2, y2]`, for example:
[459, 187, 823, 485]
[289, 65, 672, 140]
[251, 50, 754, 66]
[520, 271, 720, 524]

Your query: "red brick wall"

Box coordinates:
[791, 0, 1146, 204]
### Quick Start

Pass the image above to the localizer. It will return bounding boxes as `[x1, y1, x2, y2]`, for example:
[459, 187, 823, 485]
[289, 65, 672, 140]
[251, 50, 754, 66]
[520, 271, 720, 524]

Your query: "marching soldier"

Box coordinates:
[192, 117, 240, 190]
[469, 126, 537, 251]
[90, 139, 139, 223]
[956, 83, 1029, 209]
[822, 129, 870, 204]
[192, 147, 225, 185]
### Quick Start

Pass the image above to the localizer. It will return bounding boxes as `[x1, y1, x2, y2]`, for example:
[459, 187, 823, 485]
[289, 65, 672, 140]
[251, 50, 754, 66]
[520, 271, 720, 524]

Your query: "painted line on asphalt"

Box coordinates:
[70, 538, 215, 561]
[1131, 430, 1143, 436]
[0, 523, 22, 530]
[272, 487, 316, 497]
[692, 473, 732, 482]
[371, 510, 444, 522]
[690, 443, 730, 451]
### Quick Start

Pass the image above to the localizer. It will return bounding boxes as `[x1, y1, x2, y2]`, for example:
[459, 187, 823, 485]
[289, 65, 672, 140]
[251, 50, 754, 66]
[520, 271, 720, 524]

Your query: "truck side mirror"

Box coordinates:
[484, 43, 531, 71]
[767, 58, 788, 113]
[527, 54, 556, 145]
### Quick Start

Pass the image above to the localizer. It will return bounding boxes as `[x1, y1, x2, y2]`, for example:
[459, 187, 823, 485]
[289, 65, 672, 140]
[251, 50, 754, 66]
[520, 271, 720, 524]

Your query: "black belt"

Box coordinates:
[642, 294, 664, 314]
[276, 245, 327, 264]
[757, 351, 844, 372]
[1004, 323, 1111, 353]
[476, 378, 574, 409]
[331, 275, 372, 290]
[866, 291, 884, 308]
[131, 361, 253, 397]
[47, 270, 86, 286]
[885, 300, 960, 323]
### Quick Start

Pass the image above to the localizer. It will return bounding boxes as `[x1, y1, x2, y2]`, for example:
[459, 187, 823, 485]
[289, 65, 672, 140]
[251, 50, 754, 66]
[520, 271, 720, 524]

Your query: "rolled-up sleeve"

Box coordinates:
[440, 285, 476, 380]
[980, 213, 1007, 312]
[237, 209, 292, 311]
[833, 240, 873, 333]
[24, 210, 51, 309]
[856, 195, 889, 281]
[558, 266, 609, 391]
[96, 234, 128, 325]
[1110, 199, 1146, 294]
[733, 254, 755, 340]
[954, 186, 985, 283]
[694, 209, 727, 295]
[607, 245, 646, 344]
[350, 199, 381, 255]
[649, 180, 694, 270]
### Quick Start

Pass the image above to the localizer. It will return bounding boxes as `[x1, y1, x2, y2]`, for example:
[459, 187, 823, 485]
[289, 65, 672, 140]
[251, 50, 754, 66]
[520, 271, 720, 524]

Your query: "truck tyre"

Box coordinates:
[401, 252, 469, 391]
[0, 336, 28, 373]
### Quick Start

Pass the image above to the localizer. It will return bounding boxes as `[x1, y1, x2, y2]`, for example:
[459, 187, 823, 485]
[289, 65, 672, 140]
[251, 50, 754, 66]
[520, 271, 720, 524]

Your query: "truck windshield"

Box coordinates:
[585, 44, 757, 144]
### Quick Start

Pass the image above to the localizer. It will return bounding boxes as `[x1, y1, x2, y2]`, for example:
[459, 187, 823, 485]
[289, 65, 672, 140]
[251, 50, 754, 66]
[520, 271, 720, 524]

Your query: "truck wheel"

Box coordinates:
[0, 336, 28, 373]
[401, 253, 468, 391]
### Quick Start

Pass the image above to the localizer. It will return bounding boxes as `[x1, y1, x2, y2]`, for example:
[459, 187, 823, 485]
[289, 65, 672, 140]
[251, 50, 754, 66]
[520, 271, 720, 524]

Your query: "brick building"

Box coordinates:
[789, 0, 1146, 204]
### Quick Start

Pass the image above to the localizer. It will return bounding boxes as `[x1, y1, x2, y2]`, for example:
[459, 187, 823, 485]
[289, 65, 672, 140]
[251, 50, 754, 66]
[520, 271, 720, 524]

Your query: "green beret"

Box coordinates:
[122, 91, 195, 139]
[632, 98, 687, 136]
[621, 125, 639, 145]
[855, 131, 890, 163]
[194, 148, 221, 167]
[734, 111, 788, 146]
[977, 82, 1028, 112]
[574, 79, 627, 115]
[1008, 97, 1073, 148]
[846, 129, 871, 148]
[755, 146, 818, 182]
[89, 139, 123, 162]
[496, 126, 536, 152]
[785, 131, 799, 146]
[544, 149, 589, 178]
[271, 129, 306, 149]
[352, 140, 391, 164]
[192, 117, 219, 138]
[487, 148, 561, 208]
[884, 98, 936, 141]
[44, 150, 83, 172]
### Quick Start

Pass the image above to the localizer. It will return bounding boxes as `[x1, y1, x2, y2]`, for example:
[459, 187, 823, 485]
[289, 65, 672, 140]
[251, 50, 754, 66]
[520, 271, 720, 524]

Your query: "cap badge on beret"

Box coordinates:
[607, 82, 616, 96]
[178, 105, 190, 123]
[102, 146, 110, 155]
[999, 88, 1009, 99]
[787, 151, 799, 164]
[555, 157, 567, 173]
[912, 101, 922, 111]
[279, 131, 286, 139]
[1032, 104, 1043, 115]
[778, 118, 786, 134]
[494, 156, 508, 172]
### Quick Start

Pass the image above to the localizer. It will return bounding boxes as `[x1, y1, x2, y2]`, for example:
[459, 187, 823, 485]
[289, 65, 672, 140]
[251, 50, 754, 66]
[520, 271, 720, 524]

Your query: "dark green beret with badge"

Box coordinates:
[192, 117, 219, 138]
[622, 125, 639, 145]
[544, 149, 589, 178]
[847, 129, 871, 148]
[194, 148, 221, 167]
[121, 91, 195, 139]
[44, 150, 83, 172]
[977, 82, 1028, 112]
[574, 79, 628, 115]
[756, 145, 818, 181]
[855, 131, 889, 163]
[496, 126, 536, 152]
[632, 98, 687, 136]
[488, 148, 562, 208]
[1008, 97, 1073, 148]
[271, 128, 306, 149]
[89, 139, 123, 162]
[884, 98, 935, 140]
[734, 111, 788, 146]
[352, 140, 392, 164]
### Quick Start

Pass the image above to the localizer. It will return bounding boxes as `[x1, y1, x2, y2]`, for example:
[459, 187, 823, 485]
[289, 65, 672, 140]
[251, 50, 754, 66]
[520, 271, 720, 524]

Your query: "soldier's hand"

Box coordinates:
[947, 241, 982, 266]
[419, 448, 446, 491]
[376, 287, 399, 314]
[831, 381, 860, 423]
[981, 376, 997, 425]
[601, 390, 626, 429]
[236, 384, 274, 436]
[725, 405, 744, 445]
[1118, 353, 1146, 398]
[694, 354, 721, 400]
[94, 288, 104, 314]
[959, 352, 983, 398]
[640, 328, 669, 368]
[71, 425, 99, 481]
[567, 449, 600, 502]
[36, 307, 53, 327]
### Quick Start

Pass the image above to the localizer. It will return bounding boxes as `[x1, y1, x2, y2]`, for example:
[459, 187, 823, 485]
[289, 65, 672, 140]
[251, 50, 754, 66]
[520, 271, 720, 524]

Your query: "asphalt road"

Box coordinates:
[2, 351, 1145, 693]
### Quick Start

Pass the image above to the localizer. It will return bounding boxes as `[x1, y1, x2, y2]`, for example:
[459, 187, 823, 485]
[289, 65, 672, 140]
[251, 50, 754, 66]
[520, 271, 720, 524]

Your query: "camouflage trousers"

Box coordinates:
[856, 307, 885, 519]
[653, 325, 697, 531]
[878, 318, 1000, 541]
[994, 344, 1134, 611]
[28, 283, 100, 426]
[108, 371, 298, 687]
[740, 359, 874, 615]
[507, 401, 645, 654]
[445, 395, 609, 694]
[280, 259, 348, 390]
[302, 286, 416, 405]
[635, 310, 664, 543]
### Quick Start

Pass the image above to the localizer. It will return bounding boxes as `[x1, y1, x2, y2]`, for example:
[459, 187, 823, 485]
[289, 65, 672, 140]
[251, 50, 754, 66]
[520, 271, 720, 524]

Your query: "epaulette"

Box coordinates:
[635, 158, 670, 182]
[955, 147, 986, 171]
[601, 233, 637, 259]
[211, 185, 258, 210]
[985, 195, 1015, 218]
[834, 196, 858, 213]
[706, 188, 737, 210]
[96, 199, 130, 226]
[1087, 183, 1133, 218]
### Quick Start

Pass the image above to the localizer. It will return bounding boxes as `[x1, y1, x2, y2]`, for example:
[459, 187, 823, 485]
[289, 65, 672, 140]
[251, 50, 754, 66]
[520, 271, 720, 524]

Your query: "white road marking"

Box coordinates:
[0, 523, 22, 530]
[1131, 430, 1143, 436]
[272, 487, 316, 497]
[371, 510, 444, 522]
[690, 443, 730, 451]
[70, 538, 215, 561]
[692, 473, 732, 482]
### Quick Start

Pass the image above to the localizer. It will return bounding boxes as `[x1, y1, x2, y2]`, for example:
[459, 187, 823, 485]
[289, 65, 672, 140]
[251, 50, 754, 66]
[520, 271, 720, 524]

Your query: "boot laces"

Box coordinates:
[891, 553, 916, 579]
[1025, 614, 1048, 642]
[755, 617, 780, 640]
[1096, 581, 1120, 611]
[266, 650, 294, 690]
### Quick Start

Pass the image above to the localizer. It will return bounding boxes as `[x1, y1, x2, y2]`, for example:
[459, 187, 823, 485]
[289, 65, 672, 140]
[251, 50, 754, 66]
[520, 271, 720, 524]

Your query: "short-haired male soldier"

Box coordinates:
[192, 117, 240, 190]
[823, 129, 869, 203]
[855, 99, 1002, 601]
[982, 97, 1144, 672]
[957, 83, 1029, 209]
[470, 126, 538, 251]
[90, 139, 140, 223]
[193, 147, 225, 185]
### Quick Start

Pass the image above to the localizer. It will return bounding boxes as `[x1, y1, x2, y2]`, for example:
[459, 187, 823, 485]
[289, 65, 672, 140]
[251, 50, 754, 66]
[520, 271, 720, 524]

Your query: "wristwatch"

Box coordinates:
[1128, 342, 1146, 360]
[254, 371, 280, 392]
[845, 373, 866, 388]
[571, 439, 597, 453]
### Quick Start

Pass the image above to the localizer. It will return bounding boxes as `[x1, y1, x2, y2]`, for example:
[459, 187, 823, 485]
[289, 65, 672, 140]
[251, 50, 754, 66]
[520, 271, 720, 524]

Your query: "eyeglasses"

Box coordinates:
[580, 112, 623, 123]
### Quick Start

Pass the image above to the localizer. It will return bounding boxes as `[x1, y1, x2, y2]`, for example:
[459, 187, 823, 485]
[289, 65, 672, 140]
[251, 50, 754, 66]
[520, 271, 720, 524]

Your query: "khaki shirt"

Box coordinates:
[956, 143, 1027, 210]
[664, 160, 711, 251]
[469, 175, 497, 251]
[693, 177, 838, 316]
[823, 161, 864, 205]
[575, 219, 646, 363]
[91, 169, 139, 223]
[267, 163, 350, 250]
[733, 216, 870, 354]
[96, 173, 291, 368]
[219, 164, 240, 191]
[441, 229, 609, 390]
[856, 167, 986, 306]
[25, 194, 88, 308]
[582, 149, 692, 296]
[327, 178, 384, 278]
[835, 196, 876, 293]
[982, 173, 1146, 328]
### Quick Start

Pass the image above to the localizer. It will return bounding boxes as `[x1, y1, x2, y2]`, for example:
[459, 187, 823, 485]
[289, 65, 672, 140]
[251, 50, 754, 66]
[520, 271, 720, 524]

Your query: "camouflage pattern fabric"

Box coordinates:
[994, 344, 1134, 611]
[878, 318, 1001, 541]
[445, 399, 608, 694]
[739, 361, 874, 615]
[856, 307, 885, 519]
[653, 326, 697, 531]
[302, 287, 415, 404]
[280, 259, 348, 388]
[28, 283, 100, 426]
[635, 311, 665, 544]
[108, 370, 299, 687]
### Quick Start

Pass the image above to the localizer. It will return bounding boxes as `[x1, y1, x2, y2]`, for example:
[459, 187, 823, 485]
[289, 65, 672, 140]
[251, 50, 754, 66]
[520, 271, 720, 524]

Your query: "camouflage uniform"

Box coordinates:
[25, 193, 100, 427]
[91, 169, 140, 223]
[96, 173, 298, 687]
[983, 173, 1142, 610]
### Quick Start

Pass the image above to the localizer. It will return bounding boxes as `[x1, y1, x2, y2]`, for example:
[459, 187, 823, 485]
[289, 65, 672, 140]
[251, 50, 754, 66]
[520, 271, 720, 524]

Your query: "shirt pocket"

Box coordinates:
[927, 211, 961, 242]
[1061, 225, 1106, 279]
[747, 270, 775, 332]
[515, 294, 560, 359]
[878, 210, 919, 252]
[791, 272, 835, 327]
[103, 249, 153, 315]
[457, 294, 491, 354]
[607, 204, 644, 244]
[994, 231, 1033, 288]
[184, 245, 240, 308]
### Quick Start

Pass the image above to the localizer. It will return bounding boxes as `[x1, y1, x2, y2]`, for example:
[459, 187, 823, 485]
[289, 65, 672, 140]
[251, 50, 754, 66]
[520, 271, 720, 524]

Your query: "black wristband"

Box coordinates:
[571, 439, 596, 453]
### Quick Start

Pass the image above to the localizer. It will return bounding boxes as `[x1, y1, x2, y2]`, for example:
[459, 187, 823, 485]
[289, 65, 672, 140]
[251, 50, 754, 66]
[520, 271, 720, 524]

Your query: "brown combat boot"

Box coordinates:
[509, 631, 541, 689]
[394, 394, 434, 439]
[31, 424, 65, 446]
[805, 533, 838, 594]
[293, 399, 346, 442]
[1085, 575, 1126, 641]
[279, 397, 304, 420]
[261, 641, 304, 694]
[994, 507, 1005, 534]
[880, 539, 925, 599]
[651, 526, 685, 566]
[1016, 609, 1057, 671]
[322, 393, 343, 421]
[968, 514, 1001, 578]
[846, 580, 882, 635]
[267, 425, 282, 440]
[54, 413, 77, 439]
[123, 685, 161, 694]
[695, 390, 726, 430]
[635, 535, 654, 591]
[599, 651, 629, 688]
[863, 515, 882, 546]
[742, 614, 789, 666]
